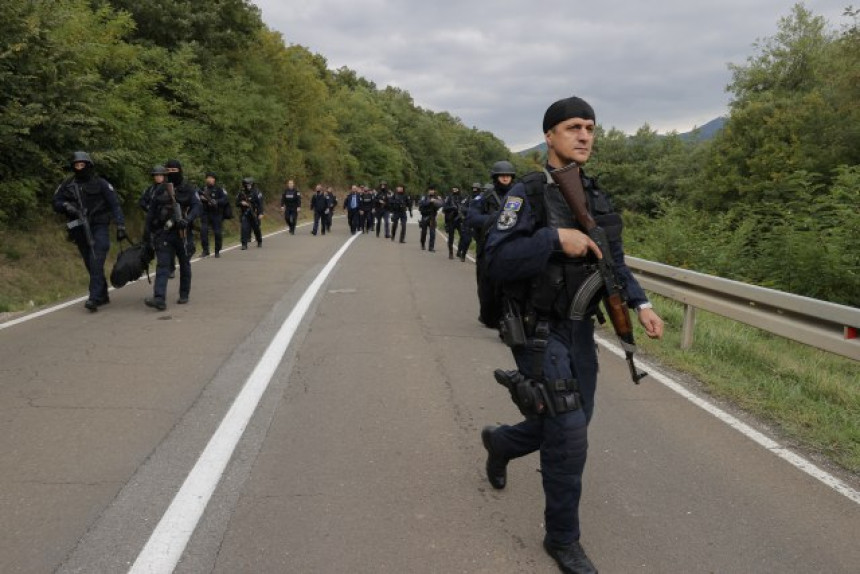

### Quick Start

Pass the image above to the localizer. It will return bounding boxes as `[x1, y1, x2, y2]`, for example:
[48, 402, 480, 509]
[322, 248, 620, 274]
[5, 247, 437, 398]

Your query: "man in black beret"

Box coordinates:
[199, 171, 228, 257]
[479, 96, 664, 574]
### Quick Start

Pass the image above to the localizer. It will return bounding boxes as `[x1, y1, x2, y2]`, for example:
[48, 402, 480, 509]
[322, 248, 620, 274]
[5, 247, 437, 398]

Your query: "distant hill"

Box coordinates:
[515, 116, 727, 155]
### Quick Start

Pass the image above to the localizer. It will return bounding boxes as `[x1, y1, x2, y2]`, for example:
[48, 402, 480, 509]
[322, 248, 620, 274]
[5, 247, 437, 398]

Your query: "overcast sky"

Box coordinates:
[250, 1, 850, 150]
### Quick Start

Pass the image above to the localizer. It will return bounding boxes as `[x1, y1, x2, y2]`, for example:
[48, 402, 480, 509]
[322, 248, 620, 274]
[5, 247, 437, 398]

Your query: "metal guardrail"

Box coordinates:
[626, 257, 860, 362]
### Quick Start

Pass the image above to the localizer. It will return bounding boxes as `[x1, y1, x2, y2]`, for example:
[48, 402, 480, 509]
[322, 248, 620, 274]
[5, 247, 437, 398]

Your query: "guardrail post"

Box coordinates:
[681, 304, 696, 350]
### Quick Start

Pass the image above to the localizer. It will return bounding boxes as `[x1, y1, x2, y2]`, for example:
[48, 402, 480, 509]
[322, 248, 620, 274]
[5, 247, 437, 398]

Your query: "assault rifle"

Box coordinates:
[549, 164, 648, 384]
[67, 183, 96, 262]
[165, 182, 188, 258]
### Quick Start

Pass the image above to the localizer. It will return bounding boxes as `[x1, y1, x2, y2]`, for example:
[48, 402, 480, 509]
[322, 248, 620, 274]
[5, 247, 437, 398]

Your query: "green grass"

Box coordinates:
[631, 295, 860, 473]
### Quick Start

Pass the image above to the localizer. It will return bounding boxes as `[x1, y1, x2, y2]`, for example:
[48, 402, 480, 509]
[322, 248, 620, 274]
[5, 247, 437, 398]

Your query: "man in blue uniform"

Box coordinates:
[310, 184, 329, 236]
[388, 185, 412, 243]
[237, 177, 264, 249]
[198, 171, 228, 258]
[417, 185, 443, 252]
[480, 96, 664, 574]
[52, 151, 127, 311]
[279, 179, 301, 234]
[374, 181, 391, 238]
[143, 159, 202, 310]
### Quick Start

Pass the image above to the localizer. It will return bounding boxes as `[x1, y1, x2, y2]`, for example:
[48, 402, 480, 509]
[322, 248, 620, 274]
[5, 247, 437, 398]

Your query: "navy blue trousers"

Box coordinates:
[153, 230, 191, 300]
[72, 223, 110, 302]
[490, 318, 598, 546]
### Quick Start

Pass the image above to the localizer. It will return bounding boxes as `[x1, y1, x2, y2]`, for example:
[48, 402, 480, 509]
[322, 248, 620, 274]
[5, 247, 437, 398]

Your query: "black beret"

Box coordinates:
[205, 171, 217, 178]
[542, 96, 596, 133]
[165, 158, 183, 170]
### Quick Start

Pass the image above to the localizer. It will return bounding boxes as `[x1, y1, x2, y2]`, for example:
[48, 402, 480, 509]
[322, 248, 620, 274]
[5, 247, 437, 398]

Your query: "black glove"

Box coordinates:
[177, 218, 189, 229]
[63, 202, 79, 216]
[142, 230, 151, 243]
[116, 226, 128, 241]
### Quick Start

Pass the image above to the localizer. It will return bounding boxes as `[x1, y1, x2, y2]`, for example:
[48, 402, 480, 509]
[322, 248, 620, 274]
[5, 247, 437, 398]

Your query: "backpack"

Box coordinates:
[110, 239, 154, 288]
[222, 192, 234, 220]
[476, 172, 546, 329]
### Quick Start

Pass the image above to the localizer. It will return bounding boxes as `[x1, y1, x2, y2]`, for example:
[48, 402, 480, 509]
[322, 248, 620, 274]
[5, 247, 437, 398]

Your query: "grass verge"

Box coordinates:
[632, 295, 859, 474]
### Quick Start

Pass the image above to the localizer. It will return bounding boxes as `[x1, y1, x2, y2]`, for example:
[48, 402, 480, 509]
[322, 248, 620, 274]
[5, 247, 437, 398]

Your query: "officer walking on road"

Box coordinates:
[360, 185, 375, 233]
[468, 163, 515, 327]
[279, 179, 301, 234]
[417, 185, 443, 252]
[479, 96, 664, 574]
[198, 171, 228, 258]
[388, 185, 412, 243]
[324, 186, 337, 233]
[442, 186, 466, 260]
[310, 184, 329, 236]
[143, 159, 201, 310]
[52, 151, 127, 312]
[139, 165, 175, 277]
[237, 177, 264, 249]
[374, 181, 391, 238]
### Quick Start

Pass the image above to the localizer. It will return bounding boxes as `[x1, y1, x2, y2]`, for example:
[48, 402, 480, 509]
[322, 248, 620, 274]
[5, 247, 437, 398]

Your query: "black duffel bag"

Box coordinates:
[110, 238, 154, 288]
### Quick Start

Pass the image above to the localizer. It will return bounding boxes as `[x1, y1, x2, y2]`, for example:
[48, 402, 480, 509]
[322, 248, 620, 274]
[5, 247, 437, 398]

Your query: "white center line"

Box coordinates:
[128, 233, 359, 574]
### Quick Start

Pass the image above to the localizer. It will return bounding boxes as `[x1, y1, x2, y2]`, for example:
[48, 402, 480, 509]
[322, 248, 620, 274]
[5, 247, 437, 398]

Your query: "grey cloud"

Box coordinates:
[253, 0, 850, 150]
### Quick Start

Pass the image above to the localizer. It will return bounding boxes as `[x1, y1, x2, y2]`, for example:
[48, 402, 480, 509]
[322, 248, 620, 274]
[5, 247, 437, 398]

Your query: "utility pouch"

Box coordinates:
[493, 369, 553, 418]
[499, 299, 527, 348]
[545, 378, 580, 415]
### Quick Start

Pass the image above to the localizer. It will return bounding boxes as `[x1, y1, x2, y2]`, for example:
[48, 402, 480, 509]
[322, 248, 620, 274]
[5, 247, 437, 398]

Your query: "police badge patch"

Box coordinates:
[503, 197, 523, 212]
[497, 209, 518, 230]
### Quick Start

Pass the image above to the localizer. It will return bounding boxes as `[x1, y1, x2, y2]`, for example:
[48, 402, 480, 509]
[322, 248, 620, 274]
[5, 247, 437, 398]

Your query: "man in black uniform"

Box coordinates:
[479, 97, 664, 574]
[279, 179, 301, 234]
[360, 185, 375, 233]
[417, 185, 443, 252]
[324, 186, 337, 233]
[374, 181, 391, 238]
[198, 171, 228, 258]
[442, 186, 466, 259]
[143, 159, 202, 310]
[237, 177, 264, 249]
[310, 184, 329, 236]
[388, 185, 412, 243]
[52, 151, 127, 311]
[139, 165, 175, 277]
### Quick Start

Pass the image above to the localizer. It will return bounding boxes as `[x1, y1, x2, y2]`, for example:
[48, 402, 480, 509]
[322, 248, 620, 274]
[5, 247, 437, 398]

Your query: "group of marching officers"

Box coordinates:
[53, 150, 512, 313]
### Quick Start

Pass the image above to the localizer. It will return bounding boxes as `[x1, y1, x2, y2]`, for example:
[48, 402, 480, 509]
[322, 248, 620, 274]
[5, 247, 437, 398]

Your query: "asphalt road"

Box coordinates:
[1, 218, 858, 573]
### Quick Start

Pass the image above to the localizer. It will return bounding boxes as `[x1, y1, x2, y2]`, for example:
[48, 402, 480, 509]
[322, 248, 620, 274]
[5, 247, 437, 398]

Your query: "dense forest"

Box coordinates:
[0, 0, 516, 225]
[0, 2, 857, 306]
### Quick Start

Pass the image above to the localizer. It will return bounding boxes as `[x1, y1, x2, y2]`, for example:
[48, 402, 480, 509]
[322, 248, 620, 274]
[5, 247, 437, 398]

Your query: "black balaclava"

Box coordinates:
[165, 159, 183, 186]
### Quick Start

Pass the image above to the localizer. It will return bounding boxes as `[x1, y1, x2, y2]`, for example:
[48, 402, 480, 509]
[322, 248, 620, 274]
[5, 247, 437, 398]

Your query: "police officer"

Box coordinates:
[388, 185, 412, 243]
[359, 185, 375, 233]
[311, 184, 330, 235]
[417, 185, 443, 252]
[237, 177, 264, 249]
[143, 159, 201, 310]
[139, 165, 176, 277]
[279, 179, 301, 234]
[199, 171, 228, 257]
[324, 186, 337, 232]
[52, 151, 127, 312]
[468, 166, 515, 326]
[480, 96, 664, 574]
[442, 186, 466, 259]
[344, 184, 362, 234]
[374, 181, 391, 238]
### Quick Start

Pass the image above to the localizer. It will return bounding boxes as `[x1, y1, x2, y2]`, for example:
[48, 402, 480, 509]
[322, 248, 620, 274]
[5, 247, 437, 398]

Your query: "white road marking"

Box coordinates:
[596, 333, 860, 505]
[128, 233, 359, 574]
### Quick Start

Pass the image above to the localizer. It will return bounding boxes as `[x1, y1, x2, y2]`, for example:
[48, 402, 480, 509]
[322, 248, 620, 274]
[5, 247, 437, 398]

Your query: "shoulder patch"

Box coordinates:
[503, 196, 523, 212]
[496, 210, 518, 231]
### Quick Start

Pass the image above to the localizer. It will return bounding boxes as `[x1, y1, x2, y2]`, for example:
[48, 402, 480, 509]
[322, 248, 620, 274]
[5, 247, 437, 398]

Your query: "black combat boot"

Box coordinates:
[481, 426, 507, 489]
[84, 299, 98, 312]
[543, 540, 598, 574]
[144, 297, 166, 311]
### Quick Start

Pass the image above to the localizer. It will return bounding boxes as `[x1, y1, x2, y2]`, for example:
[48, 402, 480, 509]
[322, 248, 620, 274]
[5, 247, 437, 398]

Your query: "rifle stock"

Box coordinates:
[549, 165, 647, 384]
